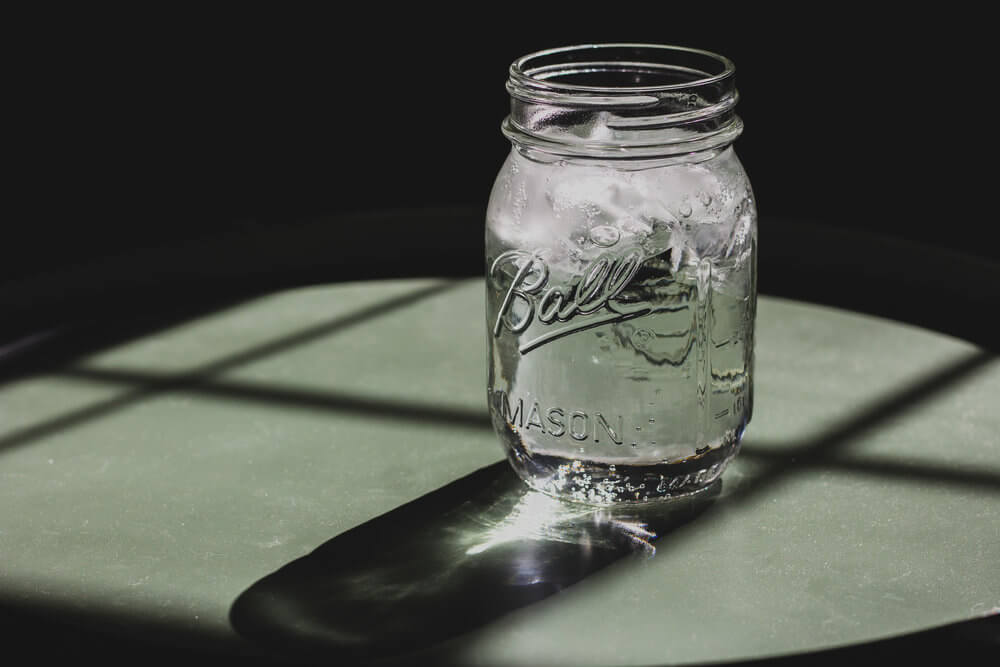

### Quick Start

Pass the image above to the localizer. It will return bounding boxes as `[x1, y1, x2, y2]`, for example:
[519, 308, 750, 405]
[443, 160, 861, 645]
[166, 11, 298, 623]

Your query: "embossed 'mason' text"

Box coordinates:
[494, 390, 624, 445]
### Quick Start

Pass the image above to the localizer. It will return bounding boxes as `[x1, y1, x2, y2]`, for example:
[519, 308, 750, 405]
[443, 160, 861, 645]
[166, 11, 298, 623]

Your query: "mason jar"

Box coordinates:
[486, 44, 757, 504]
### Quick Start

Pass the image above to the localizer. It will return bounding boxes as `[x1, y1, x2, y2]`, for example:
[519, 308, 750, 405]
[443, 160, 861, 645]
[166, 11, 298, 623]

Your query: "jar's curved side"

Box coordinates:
[713, 147, 758, 431]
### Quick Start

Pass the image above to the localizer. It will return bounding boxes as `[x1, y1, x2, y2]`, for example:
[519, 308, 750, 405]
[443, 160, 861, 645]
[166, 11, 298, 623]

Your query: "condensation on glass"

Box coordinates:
[486, 44, 757, 504]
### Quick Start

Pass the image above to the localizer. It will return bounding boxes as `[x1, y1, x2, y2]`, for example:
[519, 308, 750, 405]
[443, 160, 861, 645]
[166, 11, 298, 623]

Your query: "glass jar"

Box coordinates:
[486, 44, 757, 504]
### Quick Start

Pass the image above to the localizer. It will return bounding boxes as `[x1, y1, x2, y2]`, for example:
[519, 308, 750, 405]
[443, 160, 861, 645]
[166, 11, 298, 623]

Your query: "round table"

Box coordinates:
[1, 275, 997, 665]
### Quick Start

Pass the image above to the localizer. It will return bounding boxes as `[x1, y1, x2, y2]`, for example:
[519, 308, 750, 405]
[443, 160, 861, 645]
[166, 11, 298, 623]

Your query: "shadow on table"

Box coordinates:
[229, 461, 720, 663]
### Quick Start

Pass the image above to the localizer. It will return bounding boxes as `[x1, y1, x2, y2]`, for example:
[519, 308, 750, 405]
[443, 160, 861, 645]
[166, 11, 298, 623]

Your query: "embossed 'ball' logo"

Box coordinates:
[490, 249, 654, 354]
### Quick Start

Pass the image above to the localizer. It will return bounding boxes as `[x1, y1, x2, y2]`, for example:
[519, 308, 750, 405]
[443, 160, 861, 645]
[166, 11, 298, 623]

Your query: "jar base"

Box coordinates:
[504, 435, 741, 505]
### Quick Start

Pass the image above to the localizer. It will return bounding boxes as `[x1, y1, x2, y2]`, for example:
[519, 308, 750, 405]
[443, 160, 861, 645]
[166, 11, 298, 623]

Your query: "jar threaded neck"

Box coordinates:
[504, 44, 742, 159]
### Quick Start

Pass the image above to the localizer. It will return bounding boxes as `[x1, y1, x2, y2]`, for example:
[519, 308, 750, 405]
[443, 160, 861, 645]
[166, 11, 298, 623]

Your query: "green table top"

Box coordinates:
[1, 278, 997, 665]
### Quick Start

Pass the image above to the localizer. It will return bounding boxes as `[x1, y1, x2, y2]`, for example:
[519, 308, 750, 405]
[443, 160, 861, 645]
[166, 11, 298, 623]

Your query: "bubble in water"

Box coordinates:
[698, 192, 712, 207]
[641, 217, 675, 256]
[588, 225, 621, 247]
[631, 328, 653, 349]
[679, 201, 693, 218]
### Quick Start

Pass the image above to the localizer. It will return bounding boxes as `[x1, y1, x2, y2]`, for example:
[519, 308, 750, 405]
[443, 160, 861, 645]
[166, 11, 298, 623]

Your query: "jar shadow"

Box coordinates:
[229, 461, 721, 663]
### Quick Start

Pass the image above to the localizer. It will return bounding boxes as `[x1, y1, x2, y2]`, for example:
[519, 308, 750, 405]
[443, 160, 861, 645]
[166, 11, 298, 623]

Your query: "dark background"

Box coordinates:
[5, 8, 997, 341]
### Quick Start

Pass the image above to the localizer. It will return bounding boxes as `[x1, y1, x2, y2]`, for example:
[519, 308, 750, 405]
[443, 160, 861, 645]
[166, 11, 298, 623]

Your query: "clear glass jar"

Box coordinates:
[486, 44, 757, 504]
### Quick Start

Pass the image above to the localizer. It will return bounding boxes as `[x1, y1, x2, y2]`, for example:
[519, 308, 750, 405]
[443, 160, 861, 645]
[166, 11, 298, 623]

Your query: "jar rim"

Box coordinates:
[509, 43, 735, 101]
[505, 43, 742, 159]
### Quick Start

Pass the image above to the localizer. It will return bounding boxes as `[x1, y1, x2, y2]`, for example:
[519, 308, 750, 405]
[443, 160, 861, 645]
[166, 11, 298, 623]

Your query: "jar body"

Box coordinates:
[486, 146, 756, 503]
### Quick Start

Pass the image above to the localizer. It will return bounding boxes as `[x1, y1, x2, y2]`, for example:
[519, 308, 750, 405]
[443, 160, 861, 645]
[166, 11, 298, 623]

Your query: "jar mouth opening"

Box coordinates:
[510, 43, 735, 100]
[505, 43, 741, 159]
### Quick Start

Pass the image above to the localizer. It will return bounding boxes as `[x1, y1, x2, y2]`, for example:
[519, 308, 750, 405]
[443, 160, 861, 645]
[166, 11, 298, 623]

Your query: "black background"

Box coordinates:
[5, 7, 998, 336]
